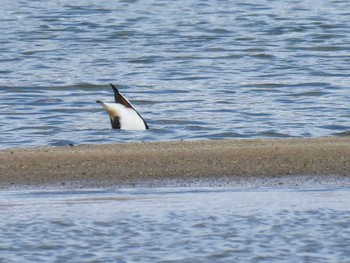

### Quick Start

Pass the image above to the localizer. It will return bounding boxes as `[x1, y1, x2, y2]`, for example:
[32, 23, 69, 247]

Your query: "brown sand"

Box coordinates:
[0, 137, 349, 190]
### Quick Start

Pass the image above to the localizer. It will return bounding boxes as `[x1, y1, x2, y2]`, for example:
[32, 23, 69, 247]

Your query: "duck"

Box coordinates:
[96, 83, 149, 130]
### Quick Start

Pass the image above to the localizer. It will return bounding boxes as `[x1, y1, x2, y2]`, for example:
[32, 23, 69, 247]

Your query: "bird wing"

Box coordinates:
[109, 83, 149, 129]
[110, 83, 133, 109]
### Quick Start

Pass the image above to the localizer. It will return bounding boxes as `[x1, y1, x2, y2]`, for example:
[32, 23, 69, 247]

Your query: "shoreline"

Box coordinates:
[0, 137, 349, 190]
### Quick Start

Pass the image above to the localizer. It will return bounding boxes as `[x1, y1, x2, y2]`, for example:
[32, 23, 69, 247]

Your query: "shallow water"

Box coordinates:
[1, 0, 350, 148]
[1, 187, 350, 262]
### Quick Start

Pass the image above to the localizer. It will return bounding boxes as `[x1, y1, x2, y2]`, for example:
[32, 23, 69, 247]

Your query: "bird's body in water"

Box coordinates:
[96, 84, 149, 130]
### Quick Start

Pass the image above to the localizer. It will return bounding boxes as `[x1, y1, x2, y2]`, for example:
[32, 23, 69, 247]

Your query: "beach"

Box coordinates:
[0, 137, 349, 190]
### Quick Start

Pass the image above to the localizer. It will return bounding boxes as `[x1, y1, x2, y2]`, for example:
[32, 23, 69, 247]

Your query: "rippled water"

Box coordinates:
[1, 0, 350, 148]
[0, 187, 349, 262]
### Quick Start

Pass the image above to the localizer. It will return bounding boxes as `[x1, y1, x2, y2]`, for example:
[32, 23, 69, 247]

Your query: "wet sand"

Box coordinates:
[0, 137, 349, 190]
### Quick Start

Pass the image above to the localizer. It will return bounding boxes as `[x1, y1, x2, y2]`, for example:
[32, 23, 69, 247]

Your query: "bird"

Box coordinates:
[96, 83, 149, 130]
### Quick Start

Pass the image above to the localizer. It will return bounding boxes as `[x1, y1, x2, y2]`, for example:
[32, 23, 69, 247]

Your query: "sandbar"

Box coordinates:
[0, 137, 349, 190]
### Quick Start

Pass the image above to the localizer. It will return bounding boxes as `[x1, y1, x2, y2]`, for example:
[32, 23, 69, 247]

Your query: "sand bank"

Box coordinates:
[0, 137, 349, 190]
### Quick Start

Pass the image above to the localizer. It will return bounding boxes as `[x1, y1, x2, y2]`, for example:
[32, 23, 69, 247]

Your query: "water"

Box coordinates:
[1, 0, 350, 148]
[2, 2, 349, 261]
[0, 187, 349, 262]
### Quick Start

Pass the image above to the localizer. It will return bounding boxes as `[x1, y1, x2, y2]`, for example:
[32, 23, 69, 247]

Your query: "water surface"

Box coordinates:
[1, 187, 350, 262]
[1, 0, 350, 148]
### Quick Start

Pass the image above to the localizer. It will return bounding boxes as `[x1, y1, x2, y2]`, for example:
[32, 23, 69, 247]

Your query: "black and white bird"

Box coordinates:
[96, 84, 149, 130]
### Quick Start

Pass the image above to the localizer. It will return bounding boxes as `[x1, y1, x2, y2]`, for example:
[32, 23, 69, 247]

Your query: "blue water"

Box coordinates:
[1, 187, 350, 262]
[1, 2, 350, 261]
[1, 0, 350, 148]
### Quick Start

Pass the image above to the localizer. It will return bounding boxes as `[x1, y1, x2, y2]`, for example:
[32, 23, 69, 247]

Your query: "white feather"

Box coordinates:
[100, 102, 147, 130]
